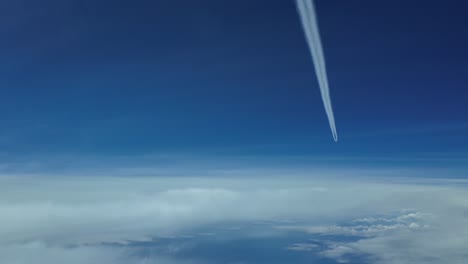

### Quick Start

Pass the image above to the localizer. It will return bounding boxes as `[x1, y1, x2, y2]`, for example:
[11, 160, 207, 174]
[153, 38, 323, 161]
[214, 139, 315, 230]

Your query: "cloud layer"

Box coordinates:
[1, 175, 468, 263]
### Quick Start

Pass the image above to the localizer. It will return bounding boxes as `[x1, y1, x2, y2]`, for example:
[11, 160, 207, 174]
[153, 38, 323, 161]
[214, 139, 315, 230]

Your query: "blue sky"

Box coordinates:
[1, 0, 467, 176]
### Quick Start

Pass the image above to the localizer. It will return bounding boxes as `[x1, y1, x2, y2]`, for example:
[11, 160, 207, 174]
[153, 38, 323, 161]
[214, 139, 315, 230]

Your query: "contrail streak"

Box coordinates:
[295, 0, 338, 142]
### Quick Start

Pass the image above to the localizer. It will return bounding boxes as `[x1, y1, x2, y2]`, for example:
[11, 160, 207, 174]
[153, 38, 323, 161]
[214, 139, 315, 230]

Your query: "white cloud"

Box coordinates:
[320, 226, 468, 264]
[284, 201, 468, 264]
[286, 243, 319, 251]
[320, 223, 468, 264]
[321, 245, 356, 263]
[280, 210, 433, 237]
[1, 175, 468, 263]
[0, 242, 129, 264]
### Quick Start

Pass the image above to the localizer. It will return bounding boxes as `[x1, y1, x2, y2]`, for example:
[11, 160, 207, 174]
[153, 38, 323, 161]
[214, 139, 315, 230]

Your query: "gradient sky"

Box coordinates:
[1, 0, 467, 175]
[2, 2, 468, 264]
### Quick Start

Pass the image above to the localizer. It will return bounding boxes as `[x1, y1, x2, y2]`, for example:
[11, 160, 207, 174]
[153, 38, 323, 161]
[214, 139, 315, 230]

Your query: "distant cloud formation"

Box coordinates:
[286, 243, 319, 251]
[1, 175, 468, 263]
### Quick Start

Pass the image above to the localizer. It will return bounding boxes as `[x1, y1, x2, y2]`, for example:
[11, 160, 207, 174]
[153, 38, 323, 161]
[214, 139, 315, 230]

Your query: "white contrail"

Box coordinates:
[295, 0, 338, 142]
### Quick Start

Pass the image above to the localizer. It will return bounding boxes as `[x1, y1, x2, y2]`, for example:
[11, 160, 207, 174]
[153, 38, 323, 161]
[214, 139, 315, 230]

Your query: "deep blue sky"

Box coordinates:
[1, 0, 467, 174]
